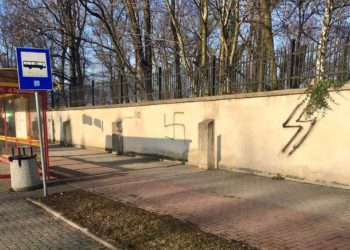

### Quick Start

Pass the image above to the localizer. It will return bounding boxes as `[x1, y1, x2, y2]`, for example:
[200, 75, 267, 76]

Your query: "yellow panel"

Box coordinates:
[0, 94, 16, 98]
[0, 135, 40, 146]
[0, 82, 18, 88]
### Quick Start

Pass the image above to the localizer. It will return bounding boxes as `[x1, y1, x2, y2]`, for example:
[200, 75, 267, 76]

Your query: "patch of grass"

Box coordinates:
[38, 190, 256, 250]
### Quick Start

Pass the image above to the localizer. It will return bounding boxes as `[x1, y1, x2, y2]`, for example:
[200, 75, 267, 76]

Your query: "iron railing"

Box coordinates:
[48, 40, 350, 108]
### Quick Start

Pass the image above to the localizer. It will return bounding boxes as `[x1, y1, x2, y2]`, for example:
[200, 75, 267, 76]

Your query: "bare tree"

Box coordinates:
[315, 0, 335, 81]
[170, 0, 182, 98]
[1, 0, 349, 106]
[124, 0, 153, 100]
[211, 0, 240, 93]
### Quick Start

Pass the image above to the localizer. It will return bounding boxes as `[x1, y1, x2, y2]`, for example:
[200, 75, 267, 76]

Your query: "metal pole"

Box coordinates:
[41, 93, 50, 179]
[211, 56, 216, 96]
[35, 91, 47, 197]
[289, 39, 296, 89]
[51, 90, 54, 108]
[158, 67, 162, 100]
[68, 84, 72, 107]
[92, 80, 95, 106]
[120, 74, 124, 104]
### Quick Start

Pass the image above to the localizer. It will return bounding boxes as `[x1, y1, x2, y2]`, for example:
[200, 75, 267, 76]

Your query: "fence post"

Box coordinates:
[158, 67, 162, 100]
[51, 90, 54, 108]
[57, 88, 60, 107]
[120, 74, 124, 104]
[92, 80, 95, 106]
[289, 39, 296, 89]
[68, 84, 72, 107]
[211, 56, 216, 96]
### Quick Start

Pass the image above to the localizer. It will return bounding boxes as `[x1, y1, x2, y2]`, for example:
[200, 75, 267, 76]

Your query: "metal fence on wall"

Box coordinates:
[48, 40, 350, 108]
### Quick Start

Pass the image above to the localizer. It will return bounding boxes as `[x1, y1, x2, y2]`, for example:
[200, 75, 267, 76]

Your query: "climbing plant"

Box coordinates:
[303, 79, 345, 118]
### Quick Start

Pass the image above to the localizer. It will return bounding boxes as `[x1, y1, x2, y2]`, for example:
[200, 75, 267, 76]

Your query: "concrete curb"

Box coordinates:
[26, 198, 118, 250]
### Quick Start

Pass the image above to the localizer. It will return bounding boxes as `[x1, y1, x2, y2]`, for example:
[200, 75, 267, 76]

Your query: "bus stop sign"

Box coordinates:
[16, 47, 53, 90]
[16, 47, 51, 196]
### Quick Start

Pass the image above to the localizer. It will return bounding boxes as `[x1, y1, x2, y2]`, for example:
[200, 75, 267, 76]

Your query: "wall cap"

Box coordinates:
[50, 82, 350, 111]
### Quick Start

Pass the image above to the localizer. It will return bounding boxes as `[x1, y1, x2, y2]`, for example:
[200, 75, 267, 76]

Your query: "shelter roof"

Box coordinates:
[0, 68, 18, 88]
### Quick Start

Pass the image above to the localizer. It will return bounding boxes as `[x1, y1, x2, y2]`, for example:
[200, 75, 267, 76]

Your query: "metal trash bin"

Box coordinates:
[9, 155, 41, 191]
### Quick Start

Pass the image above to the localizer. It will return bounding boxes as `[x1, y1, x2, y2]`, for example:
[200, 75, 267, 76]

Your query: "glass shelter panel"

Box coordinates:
[5, 97, 16, 137]
[0, 93, 41, 159]
[28, 95, 39, 140]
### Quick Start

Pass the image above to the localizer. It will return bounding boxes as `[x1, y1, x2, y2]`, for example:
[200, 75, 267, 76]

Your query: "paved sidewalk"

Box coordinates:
[0, 161, 10, 177]
[50, 146, 350, 250]
[0, 179, 106, 249]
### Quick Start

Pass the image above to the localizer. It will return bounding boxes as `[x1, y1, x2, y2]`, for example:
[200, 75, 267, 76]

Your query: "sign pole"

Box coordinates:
[16, 47, 53, 197]
[35, 91, 47, 197]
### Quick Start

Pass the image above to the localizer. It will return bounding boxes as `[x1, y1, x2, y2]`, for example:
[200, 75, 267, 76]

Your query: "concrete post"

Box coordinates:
[198, 119, 215, 169]
[112, 120, 123, 155]
[63, 120, 72, 146]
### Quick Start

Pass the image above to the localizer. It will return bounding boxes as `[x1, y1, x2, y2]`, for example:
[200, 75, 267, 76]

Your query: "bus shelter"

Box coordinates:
[0, 68, 49, 177]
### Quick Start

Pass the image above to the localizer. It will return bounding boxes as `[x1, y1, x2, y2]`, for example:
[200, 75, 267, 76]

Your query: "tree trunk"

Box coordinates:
[199, 0, 208, 96]
[170, 0, 182, 98]
[125, 0, 150, 100]
[257, 28, 265, 91]
[60, 39, 67, 107]
[228, 0, 240, 66]
[315, 0, 334, 83]
[165, 0, 190, 73]
[143, 0, 153, 100]
[260, 0, 277, 90]
[217, 0, 240, 94]
[338, 34, 349, 81]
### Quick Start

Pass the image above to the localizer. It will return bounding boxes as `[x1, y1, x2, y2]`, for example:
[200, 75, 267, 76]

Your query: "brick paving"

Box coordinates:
[50, 146, 350, 249]
[0, 179, 106, 250]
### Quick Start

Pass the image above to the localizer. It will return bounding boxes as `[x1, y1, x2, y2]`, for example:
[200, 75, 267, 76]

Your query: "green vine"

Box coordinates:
[303, 79, 345, 118]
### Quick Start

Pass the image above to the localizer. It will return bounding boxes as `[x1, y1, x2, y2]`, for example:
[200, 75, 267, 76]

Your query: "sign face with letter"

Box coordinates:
[16, 47, 53, 90]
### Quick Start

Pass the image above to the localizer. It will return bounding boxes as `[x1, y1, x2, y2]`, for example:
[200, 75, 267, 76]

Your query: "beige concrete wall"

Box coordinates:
[48, 86, 350, 188]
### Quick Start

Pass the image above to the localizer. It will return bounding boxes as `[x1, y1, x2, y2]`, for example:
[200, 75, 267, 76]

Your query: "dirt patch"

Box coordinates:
[38, 189, 256, 250]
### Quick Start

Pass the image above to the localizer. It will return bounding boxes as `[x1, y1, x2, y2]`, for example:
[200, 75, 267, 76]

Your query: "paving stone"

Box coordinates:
[0, 179, 106, 249]
[49, 146, 350, 250]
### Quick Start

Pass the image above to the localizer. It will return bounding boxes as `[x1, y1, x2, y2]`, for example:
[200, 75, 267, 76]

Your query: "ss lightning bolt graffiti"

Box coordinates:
[282, 102, 317, 156]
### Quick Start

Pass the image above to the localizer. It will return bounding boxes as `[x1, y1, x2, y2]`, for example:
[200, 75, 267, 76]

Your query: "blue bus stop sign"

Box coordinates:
[16, 47, 53, 90]
[16, 47, 51, 196]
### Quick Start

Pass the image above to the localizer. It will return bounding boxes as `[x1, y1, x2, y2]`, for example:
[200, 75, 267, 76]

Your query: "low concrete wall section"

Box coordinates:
[198, 119, 215, 170]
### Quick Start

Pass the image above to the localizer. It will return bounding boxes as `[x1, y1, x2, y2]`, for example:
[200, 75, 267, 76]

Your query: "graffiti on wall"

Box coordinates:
[282, 102, 317, 155]
[164, 112, 185, 140]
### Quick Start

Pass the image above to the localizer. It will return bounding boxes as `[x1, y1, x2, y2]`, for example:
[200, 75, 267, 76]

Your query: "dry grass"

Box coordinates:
[38, 189, 256, 250]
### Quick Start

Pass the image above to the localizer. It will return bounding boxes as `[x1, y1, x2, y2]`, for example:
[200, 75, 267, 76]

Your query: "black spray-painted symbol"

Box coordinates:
[164, 112, 185, 140]
[282, 102, 317, 156]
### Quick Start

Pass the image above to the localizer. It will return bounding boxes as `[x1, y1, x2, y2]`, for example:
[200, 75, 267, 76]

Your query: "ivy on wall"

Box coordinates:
[303, 80, 345, 118]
